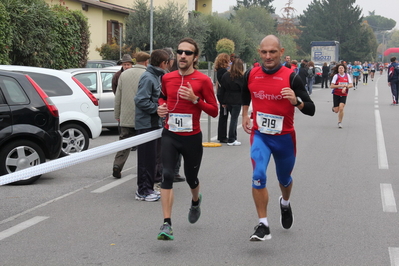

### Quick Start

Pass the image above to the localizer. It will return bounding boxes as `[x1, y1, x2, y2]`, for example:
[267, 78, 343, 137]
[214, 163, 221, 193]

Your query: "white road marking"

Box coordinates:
[0, 174, 115, 226]
[376, 80, 399, 264]
[91, 174, 135, 193]
[389, 247, 399, 266]
[0, 216, 49, 241]
[375, 110, 389, 169]
[380, 183, 397, 213]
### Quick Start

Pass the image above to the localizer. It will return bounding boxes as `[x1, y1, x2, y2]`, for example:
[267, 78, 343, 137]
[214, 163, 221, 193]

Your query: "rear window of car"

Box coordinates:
[86, 62, 116, 68]
[22, 72, 73, 97]
[86, 63, 102, 68]
[0, 91, 5, 104]
[0, 76, 29, 105]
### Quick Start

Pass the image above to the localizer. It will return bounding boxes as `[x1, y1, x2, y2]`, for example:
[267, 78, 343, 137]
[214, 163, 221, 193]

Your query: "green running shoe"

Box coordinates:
[157, 222, 174, 240]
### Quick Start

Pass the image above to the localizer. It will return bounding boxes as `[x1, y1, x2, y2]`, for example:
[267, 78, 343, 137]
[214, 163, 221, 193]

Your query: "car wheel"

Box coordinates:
[0, 140, 45, 185]
[60, 123, 89, 157]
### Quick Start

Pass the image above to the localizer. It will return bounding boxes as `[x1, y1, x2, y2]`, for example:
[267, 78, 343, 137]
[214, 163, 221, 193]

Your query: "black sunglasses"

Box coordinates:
[176, 50, 194, 56]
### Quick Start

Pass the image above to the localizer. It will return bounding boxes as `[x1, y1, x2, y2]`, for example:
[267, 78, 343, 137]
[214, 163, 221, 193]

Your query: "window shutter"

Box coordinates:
[107, 20, 112, 44]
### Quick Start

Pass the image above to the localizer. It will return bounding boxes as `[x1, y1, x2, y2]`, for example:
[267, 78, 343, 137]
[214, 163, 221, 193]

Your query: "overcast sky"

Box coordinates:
[212, 0, 398, 30]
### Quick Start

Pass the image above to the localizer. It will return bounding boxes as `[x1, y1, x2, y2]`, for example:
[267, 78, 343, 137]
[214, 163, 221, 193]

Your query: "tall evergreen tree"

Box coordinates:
[186, 13, 210, 56]
[297, 0, 377, 62]
[125, 0, 209, 52]
[231, 6, 277, 62]
[364, 13, 396, 44]
[364, 14, 396, 33]
[202, 15, 246, 62]
[234, 0, 275, 14]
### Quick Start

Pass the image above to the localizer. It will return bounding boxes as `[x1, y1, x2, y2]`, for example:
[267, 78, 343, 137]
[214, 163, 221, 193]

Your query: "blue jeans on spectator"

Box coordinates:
[307, 77, 314, 95]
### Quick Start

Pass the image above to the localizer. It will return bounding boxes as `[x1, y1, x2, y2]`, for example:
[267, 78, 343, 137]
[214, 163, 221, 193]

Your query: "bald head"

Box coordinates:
[260, 35, 282, 49]
[258, 35, 284, 70]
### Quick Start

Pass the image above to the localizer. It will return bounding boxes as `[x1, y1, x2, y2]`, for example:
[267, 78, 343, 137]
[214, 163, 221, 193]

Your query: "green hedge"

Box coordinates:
[0, 2, 11, 64]
[51, 5, 90, 69]
[0, 0, 89, 69]
[198, 61, 212, 69]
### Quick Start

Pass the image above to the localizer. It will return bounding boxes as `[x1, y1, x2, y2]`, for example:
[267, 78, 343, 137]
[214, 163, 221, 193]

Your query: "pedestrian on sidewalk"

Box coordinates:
[214, 53, 231, 143]
[134, 49, 169, 202]
[219, 58, 245, 146]
[112, 52, 150, 179]
[321, 62, 329, 88]
[112, 54, 133, 94]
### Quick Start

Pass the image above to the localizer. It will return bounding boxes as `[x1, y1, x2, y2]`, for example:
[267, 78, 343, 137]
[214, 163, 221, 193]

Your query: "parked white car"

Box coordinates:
[63, 67, 120, 128]
[0, 65, 102, 156]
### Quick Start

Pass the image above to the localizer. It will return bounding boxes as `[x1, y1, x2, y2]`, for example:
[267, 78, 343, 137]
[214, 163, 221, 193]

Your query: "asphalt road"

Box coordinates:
[1, 75, 399, 266]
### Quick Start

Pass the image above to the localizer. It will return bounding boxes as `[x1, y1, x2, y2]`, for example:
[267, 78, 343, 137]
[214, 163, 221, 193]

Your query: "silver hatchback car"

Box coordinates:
[63, 67, 120, 129]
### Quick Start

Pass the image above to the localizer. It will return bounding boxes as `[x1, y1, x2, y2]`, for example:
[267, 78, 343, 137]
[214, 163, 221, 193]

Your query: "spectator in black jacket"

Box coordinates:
[112, 54, 133, 94]
[214, 53, 231, 143]
[219, 58, 244, 146]
[321, 62, 330, 88]
[298, 62, 308, 89]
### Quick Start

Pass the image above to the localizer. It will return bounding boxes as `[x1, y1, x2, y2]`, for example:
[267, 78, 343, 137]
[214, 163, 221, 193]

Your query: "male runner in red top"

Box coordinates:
[156, 38, 218, 240]
[242, 35, 315, 241]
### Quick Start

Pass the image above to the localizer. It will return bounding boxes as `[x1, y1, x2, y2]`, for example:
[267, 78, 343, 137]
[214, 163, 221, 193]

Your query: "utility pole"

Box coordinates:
[119, 23, 122, 60]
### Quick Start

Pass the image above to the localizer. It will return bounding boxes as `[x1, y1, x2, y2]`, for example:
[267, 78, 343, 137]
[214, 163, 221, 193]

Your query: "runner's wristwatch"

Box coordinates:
[193, 97, 200, 104]
[293, 97, 302, 106]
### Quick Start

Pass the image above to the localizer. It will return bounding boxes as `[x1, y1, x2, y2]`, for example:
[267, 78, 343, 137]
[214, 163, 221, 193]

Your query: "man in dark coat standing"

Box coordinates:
[112, 54, 133, 94]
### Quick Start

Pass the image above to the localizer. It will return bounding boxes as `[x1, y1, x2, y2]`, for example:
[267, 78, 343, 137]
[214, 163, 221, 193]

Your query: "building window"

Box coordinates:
[107, 20, 123, 45]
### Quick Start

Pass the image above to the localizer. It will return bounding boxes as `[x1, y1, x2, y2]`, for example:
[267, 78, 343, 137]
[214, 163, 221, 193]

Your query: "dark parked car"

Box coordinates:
[0, 65, 102, 157]
[85, 60, 118, 68]
[0, 70, 62, 185]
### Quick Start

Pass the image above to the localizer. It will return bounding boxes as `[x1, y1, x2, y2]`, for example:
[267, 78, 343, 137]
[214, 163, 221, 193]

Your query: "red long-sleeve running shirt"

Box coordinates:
[242, 66, 315, 135]
[159, 70, 218, 136]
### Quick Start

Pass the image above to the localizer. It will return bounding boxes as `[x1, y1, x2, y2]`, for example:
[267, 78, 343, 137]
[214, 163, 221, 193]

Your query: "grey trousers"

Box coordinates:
[113, 127, 136, 170]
